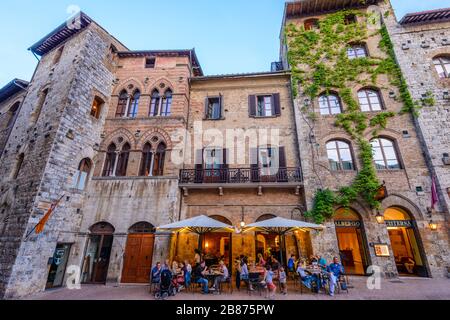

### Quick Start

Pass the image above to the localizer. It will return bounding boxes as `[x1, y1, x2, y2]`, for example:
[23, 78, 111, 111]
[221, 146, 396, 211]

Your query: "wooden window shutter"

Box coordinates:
[248, 95, 256, 117]
[204, 97, 209, 119]
[222, 148, 229, 169]
[278, 146, 287, 168]
[273, 93, 281, 116]
[219, 94, 223, 119]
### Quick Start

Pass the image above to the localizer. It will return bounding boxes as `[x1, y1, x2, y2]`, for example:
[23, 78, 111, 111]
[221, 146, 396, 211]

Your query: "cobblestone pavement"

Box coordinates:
[26, 277, 450, 300]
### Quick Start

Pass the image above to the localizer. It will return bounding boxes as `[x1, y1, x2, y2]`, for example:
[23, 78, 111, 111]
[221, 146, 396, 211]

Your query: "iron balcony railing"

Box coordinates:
[179, 167, 303, 184]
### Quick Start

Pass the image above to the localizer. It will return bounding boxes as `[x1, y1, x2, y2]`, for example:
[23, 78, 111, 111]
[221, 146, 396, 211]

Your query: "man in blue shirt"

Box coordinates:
[327, 257, 345, 296]
[151, 262, 162, 284]
[287, 255, 296, 273]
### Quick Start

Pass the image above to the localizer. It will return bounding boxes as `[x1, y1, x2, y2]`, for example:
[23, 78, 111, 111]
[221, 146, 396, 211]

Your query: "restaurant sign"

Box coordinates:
[385, 220, 413, 228]
[334, 220, 361, 228]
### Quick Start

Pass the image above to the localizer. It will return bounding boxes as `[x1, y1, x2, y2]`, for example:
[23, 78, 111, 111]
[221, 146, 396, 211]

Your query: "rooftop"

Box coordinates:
[0, 79, 29, 104]
[284, 0, 380, 19]
[399, 7, 450, 25]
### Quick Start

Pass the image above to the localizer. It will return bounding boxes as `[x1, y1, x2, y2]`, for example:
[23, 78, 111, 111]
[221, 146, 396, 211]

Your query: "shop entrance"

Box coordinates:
[82, 222, 114, 284]
[385, 207, 428, 277]
[334, 208, 369, 275]
[122, 222, 155, 283]
[202, 215, 232, 268]
[46, 243, 72, 289]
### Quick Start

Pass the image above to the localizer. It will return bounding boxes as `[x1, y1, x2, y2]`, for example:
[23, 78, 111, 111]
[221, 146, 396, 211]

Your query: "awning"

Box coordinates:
[156, 215, 234, 234]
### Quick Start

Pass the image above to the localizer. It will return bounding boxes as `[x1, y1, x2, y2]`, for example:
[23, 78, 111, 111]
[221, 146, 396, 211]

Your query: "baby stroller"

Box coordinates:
[155, 269, 177, 300]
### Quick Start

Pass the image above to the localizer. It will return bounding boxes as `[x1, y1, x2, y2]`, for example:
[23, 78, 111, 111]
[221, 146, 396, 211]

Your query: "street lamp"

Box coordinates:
[429, 221, 438, 231]
[375, 211, 385, 224]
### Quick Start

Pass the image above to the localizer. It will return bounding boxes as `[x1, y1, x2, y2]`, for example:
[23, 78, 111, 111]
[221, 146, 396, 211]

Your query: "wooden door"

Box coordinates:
[122, 234, 155, 283]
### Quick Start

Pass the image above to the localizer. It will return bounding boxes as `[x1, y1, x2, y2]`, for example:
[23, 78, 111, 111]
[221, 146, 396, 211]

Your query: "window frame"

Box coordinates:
[116, 90, 129, 118]
[370, 137, 402, 171]
[318, 93, 342, 115]
[256, 95, 274, 117]
[126, 90, 140, 118]
[72, 158, 92, 190]
[90, 96, 104, 119]
[205, 96, 223, 120]
[358, 88, 384, 112]
[326, 140, 355, 171]
[347, 43, 368, 59]
[433, 55, 450, 79]
[145, 57, 156, 69]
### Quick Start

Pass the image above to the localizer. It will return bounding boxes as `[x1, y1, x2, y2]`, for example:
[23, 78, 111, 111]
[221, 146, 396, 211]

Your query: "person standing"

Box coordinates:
[151, 262, 162, 284]
[279, 266, 288, 295]
[287, 255, 296, 273]
[264, 265, 276, 300]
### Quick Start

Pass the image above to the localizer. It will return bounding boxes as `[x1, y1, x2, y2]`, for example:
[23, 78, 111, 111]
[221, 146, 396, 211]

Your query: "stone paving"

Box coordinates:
[26, 276, 450, 300]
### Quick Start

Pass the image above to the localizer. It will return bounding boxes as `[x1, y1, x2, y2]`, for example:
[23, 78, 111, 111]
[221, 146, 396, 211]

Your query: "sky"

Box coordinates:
[0, 0, 448, 87]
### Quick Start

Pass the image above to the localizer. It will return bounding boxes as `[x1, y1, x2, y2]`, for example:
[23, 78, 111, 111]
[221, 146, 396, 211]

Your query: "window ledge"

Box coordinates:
[250, 115, 281, 119]
[203, 117, 226, 121]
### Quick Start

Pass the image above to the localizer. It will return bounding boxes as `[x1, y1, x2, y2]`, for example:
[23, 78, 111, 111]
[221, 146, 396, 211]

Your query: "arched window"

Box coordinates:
[304, 19, 319, 31]
[371, 138, 401, 170]
[358, 88, 383, 112]
[319, 93, 342, 115]
[209, 215, 233, 225]
[90, 221, 115, 234]
[129, 222, 155, 233]
[152, 142, 166, 176]
[347, 43, 368, 59]
[103, 143, 117, 177]
[326, 140, 354, 171]
[116, 143, 131, 177]
[73, 158, 92, 190]
[6, 102, 20, 129]
[140, 143, 153, 176]
[149, 90, 160, 117]
[30, 88, 49, 125]
[256, 214, 276, 222]
[116, 90, 129, 118]
[161, 89, 172, 117]
[127, 90, 140, 118]
[433, 55, 450, 78]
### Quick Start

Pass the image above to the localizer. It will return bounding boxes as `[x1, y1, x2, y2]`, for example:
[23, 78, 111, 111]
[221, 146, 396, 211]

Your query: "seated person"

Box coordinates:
[318, 255, 327, 271]
[211, 260, 229, 292]
[296, 264, 320, 292]
[327, 257, 345, 296]
[240, 258, 254, 291]
[257, 253, 266, 267]
[151, 262, 162, 284]
[193, 261, 209, 294]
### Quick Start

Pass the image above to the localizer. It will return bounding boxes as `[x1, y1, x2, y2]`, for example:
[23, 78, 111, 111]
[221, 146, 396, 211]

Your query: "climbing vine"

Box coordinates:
[285, 9, 430, 223]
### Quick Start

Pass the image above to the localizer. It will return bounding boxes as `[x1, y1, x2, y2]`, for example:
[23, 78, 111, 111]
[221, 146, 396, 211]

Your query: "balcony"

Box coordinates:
[179, 167, 303, 195]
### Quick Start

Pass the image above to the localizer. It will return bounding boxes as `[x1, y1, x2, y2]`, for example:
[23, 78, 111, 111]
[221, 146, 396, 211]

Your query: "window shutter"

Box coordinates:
[250, 147, 260, 182]
[222, 148, 229, 169]
[204, 97, 209, 119]
[248, 95, 256, 117]
[195, 149, 204, 183]
[273, 93, 281, 116]
[219, 94, 223, 119]
[279, 147, 287, 168]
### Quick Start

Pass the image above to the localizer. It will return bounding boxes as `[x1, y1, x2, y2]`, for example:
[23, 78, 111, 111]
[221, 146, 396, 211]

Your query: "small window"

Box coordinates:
[205, 97, 222, 120]
[304, 19, 320, 31]
[371, 138, 401, 170]
[347, 44, 368, 59]
[103, 143, 117, 177]
[257, 96, 273, 117]
[12, 153, 25, 180]
[53, 46, 64, 65]
[149, 90, 160, 117]
[90, 96, 104, 119]
[145, 58, 156, 69]
[161, 89, 172, 117]
[358, 88, 383, 112]
[116, 143, 131, 177]
[319, 93, 342, 115]
[326, 141, 354, 171]
[72, 158, 92, 190]
[433, 55, 450, 78]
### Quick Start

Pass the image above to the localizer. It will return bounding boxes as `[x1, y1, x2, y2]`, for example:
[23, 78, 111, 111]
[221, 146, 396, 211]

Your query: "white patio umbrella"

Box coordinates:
[156, 215, 235, 251]
[243, 217, 323, 265]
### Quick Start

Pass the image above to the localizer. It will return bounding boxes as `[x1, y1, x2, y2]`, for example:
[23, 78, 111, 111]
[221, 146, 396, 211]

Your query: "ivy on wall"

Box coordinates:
[285, 9, 430, 223]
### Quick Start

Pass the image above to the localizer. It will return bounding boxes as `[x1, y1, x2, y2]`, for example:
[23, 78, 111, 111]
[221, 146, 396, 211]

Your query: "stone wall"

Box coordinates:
[0, 89, 27, 155]
[0, 22, 125, 298]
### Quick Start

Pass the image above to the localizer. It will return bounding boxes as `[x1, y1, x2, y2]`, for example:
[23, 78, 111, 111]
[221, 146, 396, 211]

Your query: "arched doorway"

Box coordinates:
[202, 215, 233, 268]
[385, 207, 428, 277]
[334, 208, 370, 275]
[82, 222, 115, 284]
[122, 222, 156, 283]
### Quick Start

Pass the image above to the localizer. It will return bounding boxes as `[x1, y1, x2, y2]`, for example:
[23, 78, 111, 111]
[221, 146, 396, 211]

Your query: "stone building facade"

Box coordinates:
[281, 0, 449, 278]
[386, 8, 450, 234]
[0, 1, 449, 299]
